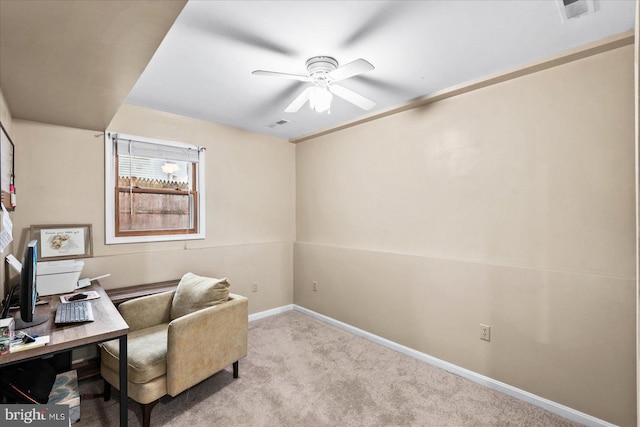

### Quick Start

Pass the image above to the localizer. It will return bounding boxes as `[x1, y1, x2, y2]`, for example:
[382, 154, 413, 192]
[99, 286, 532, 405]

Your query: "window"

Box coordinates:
[105, 132, 205, 244]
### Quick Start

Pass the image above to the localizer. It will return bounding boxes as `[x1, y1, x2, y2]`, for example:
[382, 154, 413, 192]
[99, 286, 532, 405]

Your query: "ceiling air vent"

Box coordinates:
[268, 119, 290, 128]
[555, 0, 595, 21]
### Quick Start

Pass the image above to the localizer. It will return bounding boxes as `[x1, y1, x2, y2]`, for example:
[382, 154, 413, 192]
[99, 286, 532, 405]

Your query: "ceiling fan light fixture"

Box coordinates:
[309, 86, 332, 113]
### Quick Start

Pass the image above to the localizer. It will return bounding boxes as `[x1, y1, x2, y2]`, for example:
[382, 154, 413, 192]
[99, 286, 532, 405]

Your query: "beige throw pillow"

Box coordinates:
[170, 272, 230, 320]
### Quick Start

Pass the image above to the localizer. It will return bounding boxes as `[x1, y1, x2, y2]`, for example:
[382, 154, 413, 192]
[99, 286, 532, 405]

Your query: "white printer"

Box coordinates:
[36, 260, 84, 296]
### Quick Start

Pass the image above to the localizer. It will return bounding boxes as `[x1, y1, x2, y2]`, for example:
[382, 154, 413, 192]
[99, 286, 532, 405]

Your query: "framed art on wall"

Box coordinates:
[30, 224, 93, 261]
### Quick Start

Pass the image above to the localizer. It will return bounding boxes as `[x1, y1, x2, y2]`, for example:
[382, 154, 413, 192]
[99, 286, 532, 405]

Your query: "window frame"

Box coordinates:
[105, 132, 206, 244]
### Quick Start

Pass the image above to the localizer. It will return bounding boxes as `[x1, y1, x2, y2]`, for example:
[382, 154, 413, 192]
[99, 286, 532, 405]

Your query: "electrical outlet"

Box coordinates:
[480, 324, 491, 342]
[312, 281, 318, 291]
[252, 282, 258, 292]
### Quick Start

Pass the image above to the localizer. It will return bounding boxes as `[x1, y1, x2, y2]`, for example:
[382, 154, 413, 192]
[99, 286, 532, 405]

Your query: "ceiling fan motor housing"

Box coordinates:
[306, 56, 338, 84]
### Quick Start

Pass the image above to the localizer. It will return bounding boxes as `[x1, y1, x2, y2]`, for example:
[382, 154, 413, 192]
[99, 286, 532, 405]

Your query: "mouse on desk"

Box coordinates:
[68, 293, 88, 301]
[22, 333, 36, 343]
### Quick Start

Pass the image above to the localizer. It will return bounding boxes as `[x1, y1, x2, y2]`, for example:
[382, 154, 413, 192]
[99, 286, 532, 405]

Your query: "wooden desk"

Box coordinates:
[0, 283, 129, 427]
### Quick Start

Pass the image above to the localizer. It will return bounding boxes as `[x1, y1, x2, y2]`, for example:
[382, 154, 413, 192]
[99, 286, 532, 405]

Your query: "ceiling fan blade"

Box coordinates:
[341, 3, 407, 48]
[249, 81, 306, 116]
[285, 86, 313, 113]
[328, 59, 374, 82]
[329, 84, 376, 110]
[252, 70, 311, 82]
[188, 13, 296, 56]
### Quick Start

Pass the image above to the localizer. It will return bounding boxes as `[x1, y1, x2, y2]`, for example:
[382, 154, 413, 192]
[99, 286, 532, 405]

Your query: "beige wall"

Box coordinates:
[295, 45, 636, 425]
[635, 2, 639, 422]
[12, 104, 295, 314]
[0, 87, 15, 296]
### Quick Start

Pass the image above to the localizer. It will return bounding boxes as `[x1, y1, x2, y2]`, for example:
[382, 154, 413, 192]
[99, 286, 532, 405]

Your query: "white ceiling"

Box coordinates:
[125, 0, 635, 141]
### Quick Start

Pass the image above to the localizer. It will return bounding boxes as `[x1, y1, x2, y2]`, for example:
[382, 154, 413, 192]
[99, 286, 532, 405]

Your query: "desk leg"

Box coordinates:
[119, 335, 128, 427]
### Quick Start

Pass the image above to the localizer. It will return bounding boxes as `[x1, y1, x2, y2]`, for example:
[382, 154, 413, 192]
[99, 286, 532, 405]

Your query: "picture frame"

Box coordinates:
[30, 224, 93, 261]
[0, 121, 15, 211]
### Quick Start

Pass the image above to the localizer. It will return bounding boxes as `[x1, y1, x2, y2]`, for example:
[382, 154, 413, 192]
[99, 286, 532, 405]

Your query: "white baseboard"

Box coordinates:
[248, 303, 615, 427]
[248, 304, 293, 322]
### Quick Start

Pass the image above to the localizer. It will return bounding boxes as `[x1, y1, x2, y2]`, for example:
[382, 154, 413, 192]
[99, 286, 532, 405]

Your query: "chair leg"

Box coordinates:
[141, 400, 159, 427]
[103, 380, 111, 401]
[233, 360, 239, 378]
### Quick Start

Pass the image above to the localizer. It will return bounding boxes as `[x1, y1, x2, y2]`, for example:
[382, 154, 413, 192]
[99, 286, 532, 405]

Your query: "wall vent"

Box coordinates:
[555, 0, 596, 21]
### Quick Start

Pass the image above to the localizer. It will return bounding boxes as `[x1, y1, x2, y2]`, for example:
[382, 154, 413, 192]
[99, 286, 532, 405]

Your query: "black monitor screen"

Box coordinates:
[15, 240, 46, 329]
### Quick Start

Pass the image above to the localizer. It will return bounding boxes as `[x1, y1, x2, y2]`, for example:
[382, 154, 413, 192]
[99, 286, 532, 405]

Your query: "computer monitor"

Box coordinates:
[16, 240, 46, 329]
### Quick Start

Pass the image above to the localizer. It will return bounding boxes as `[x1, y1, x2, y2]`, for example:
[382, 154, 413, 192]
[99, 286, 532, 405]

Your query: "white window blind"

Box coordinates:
[114, 136, 201, 163]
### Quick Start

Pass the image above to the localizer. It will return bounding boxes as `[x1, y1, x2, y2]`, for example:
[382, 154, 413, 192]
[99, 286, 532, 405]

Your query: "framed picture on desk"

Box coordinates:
[30, 224, 93, 261]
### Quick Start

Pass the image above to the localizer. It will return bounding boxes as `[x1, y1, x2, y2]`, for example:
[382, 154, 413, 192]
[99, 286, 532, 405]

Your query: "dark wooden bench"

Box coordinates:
[105, 279, 180, 306]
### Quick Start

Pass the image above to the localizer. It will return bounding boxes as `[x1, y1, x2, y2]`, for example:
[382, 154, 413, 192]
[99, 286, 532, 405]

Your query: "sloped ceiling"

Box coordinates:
[0, 0, 186, 131]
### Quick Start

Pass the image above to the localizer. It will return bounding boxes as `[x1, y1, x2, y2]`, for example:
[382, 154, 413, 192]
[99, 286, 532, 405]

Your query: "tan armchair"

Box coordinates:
[101, 281, 248, 427]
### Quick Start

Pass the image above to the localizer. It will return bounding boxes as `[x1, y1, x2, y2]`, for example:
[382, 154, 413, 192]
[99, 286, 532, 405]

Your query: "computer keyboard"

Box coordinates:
[55, 301, 94, 324]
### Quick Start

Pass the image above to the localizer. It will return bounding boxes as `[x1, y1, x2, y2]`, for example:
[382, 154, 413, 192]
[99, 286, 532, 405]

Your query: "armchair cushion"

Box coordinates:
[102, 323, 169, 384]
[170, 272, 230, 320]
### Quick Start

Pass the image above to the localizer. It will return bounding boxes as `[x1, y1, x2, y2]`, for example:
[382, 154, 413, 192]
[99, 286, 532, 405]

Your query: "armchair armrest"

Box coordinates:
[118, 290, 175, 332]
[166, 293, 248, 396]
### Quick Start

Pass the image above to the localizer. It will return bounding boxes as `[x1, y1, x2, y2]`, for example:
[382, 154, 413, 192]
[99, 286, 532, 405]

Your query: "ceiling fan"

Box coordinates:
[252, 56, 376, 114]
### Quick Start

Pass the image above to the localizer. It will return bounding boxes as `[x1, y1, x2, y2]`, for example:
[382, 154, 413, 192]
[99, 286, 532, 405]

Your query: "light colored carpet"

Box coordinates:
[75, 310, 581, 426]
